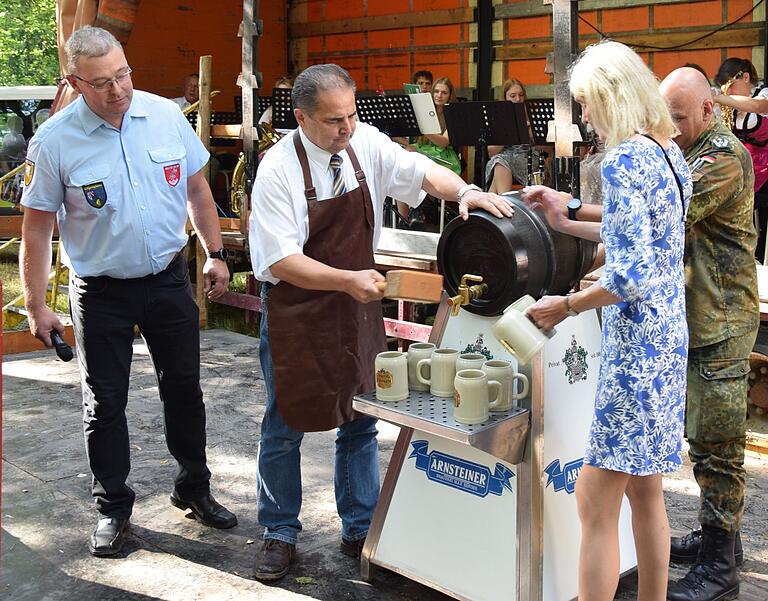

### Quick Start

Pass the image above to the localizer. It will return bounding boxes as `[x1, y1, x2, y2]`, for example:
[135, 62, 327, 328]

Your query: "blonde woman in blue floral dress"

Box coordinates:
[524, 41, 692, 601]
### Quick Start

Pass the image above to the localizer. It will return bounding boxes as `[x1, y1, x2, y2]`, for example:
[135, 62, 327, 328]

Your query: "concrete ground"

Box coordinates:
[2, 329, 767, 600]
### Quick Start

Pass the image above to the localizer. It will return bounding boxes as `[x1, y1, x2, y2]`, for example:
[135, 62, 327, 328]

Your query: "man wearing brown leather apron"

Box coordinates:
[248, 63, 513, 582]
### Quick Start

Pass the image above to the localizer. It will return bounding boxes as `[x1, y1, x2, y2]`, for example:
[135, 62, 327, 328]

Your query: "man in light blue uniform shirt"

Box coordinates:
[19, 26, 237, 557]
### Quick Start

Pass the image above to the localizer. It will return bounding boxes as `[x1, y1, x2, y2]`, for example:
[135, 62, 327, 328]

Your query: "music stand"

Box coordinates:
[355, 95, 422, 138]
[185, 111, 215, 129]
[257, 96, 271, 120]
[443, 101, 530, 187]
[272, 87, 298, 130]
[526, 98, 554, 146]
[234, 95, 270, 121]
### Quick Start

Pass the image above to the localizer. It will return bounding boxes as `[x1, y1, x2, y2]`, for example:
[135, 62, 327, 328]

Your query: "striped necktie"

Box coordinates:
[329, 153, 346, 197]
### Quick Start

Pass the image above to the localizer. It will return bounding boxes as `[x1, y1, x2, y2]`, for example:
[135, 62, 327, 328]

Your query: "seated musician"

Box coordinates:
[485, 78, 541, 193]
[259, 76, 294, 135]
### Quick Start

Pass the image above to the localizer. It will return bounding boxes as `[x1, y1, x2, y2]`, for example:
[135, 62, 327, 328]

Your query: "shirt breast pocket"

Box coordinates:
[67, 163, 114, 212]
[148, 144, 187, 190]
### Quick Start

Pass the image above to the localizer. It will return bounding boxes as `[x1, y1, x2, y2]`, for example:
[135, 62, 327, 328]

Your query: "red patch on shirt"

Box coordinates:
[164, 163, 180, 187]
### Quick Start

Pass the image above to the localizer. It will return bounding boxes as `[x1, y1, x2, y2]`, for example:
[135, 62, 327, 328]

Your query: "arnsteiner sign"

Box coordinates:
[544, 457, 584, 495]
[409, 440, 514, 498]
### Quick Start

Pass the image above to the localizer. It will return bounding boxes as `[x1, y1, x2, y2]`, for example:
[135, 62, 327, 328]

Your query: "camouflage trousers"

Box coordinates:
[686, 330, 756, 533]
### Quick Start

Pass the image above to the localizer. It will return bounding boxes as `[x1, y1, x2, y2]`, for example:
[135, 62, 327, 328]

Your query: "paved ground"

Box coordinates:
[2, 329, 767, 600]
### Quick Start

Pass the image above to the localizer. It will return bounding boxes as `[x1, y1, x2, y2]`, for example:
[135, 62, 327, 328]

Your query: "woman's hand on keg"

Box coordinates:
[522, 185, 570, 232]
[459, 190, 515, 220]
[527, 295, 569, 330]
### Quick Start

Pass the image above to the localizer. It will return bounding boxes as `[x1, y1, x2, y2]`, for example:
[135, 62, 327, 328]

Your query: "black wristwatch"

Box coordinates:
[207, 248, 229, 261]
[567, 197, 582, 221]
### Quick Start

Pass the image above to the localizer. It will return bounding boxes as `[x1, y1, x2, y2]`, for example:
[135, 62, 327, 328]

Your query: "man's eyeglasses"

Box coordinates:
[72, 67, 132, 92]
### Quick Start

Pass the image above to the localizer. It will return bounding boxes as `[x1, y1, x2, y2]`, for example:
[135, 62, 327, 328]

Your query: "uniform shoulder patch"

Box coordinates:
[23, 159, 35, 186]
[711, 135, 730, 149]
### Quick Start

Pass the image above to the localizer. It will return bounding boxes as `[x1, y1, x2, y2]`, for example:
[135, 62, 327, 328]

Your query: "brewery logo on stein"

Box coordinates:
[409, 440, 514, 498]
[563, 335, 588, 384]
[462, 334, 493, 360]
[544, 457, 584, 495]
[376, 368, 393, 389]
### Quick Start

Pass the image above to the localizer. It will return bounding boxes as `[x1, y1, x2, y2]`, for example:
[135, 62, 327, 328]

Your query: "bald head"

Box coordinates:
[660, 67, 714, 150]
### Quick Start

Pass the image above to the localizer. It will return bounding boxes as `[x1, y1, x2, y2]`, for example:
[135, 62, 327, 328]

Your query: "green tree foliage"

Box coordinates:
[0, 0, 59, 86]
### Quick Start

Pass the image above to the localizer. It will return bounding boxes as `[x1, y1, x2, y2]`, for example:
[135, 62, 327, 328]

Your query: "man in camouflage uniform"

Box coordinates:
[660, 68, 759, 601]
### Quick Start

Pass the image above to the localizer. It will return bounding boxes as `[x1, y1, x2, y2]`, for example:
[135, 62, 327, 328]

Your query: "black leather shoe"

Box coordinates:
[89, 517, 129, 557]
[340, 536, 366, 558]
[170, 492, 237, 529]
[671, 529, 743, 566]
[254, 539, 296, 582]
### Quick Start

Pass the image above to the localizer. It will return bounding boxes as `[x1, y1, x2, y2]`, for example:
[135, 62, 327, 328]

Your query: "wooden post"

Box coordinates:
[196, 55, 213, 328]
[239, 0, 261, 237]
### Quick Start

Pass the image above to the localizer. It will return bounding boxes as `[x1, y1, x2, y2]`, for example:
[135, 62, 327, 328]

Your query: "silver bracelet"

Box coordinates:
[457, 183, 481, 201]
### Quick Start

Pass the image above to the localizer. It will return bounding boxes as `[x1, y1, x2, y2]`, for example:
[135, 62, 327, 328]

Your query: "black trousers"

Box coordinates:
[755, 183, 768, 262]
[69, 255, 210, 519]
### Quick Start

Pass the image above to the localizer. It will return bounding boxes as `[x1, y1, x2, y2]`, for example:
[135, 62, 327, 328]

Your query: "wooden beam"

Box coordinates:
[746, 430, 768, 457]
[2, 325, 75, 356]
[289, 8, 474, 38]
[0, 214, 60, 238]
[0, 215, 23, 238]
[219, 217, 242, 232]
[495, 0, 714, 19]
[494, 24, 764, 61]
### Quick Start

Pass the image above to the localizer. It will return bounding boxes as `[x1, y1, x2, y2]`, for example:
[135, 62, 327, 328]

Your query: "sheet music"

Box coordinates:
[408, 93, 442, 135]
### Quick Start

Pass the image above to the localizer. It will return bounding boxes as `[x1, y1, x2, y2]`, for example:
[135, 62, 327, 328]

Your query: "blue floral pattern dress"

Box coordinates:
[586, 139, 692, 475]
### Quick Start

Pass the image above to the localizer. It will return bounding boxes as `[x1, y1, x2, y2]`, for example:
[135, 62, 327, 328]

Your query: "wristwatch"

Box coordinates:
[207, 248, 229, 261]
[565, 295, 579, 317]
[567, 197, 582, 221]
[457, 183, 482, 202]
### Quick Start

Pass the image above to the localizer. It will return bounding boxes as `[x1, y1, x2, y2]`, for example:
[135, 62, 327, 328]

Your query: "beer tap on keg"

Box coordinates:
[447, 274, 488, 317]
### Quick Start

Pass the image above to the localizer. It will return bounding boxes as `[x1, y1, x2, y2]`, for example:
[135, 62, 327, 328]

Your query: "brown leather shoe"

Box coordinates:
[254, 539, 296, 582]
[340, 536, 366, 558]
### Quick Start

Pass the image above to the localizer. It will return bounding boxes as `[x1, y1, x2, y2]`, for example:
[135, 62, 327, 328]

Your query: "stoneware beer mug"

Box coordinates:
[492, 294, 555, 365]
[482, 359, 530, 411]
[407, 342, 436, 391]
[375, 351, 409, 402]
[456, 352, 487, 372]
[453, 369, 502, 425]
[417, 347, 459, 397]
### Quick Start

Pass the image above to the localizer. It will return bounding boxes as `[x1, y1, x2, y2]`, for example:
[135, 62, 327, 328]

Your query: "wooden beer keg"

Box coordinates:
[437, 191, 597, 316]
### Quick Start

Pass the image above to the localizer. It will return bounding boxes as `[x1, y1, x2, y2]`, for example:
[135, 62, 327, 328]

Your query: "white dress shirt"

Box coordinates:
[249, 121, 431, 283]
[171, 96, 191, 111]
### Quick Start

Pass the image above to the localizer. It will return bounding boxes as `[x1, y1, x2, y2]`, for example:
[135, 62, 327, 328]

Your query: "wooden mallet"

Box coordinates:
[375, 270, 444, 303]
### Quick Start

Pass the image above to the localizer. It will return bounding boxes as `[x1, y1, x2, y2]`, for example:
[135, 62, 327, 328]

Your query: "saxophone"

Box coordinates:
[719, 71, 742, 130]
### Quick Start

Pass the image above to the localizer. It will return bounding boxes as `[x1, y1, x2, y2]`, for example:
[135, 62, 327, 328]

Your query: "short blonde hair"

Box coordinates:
[569, 41, 677, 149]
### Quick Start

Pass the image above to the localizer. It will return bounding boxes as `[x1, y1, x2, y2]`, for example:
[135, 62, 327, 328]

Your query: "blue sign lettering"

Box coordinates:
[544, 457, 584, 495]
[409, 440, 514, 498]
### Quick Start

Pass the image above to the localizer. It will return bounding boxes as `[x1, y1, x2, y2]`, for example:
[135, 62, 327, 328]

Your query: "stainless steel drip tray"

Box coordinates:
[353, 391, 530, 465]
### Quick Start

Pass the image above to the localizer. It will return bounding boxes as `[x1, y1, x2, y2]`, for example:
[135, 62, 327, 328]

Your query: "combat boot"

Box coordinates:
[671, 529, 743, 565]
[667, 525, 739, 601]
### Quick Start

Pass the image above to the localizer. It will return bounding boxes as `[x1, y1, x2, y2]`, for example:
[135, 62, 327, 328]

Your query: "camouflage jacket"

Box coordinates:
[684, 119, 759, 348]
